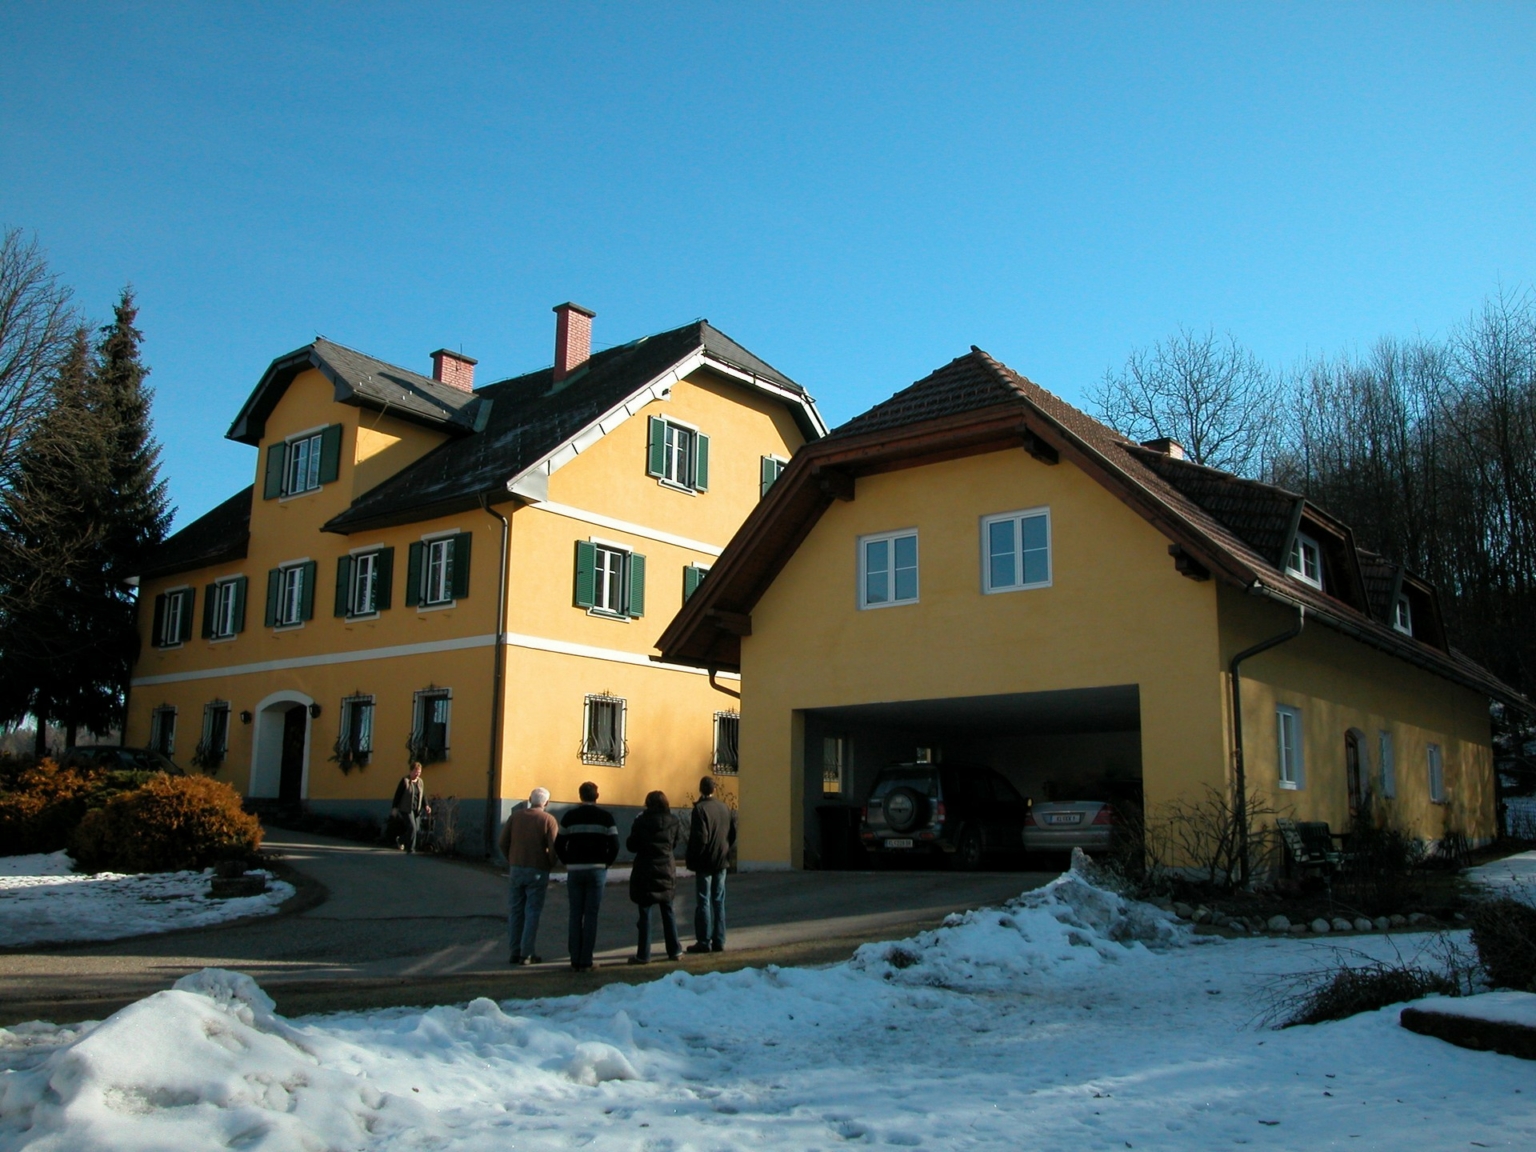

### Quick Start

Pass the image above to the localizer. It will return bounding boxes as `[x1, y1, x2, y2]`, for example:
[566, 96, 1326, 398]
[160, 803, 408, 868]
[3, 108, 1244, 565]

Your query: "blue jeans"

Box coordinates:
[507, 866, 549, 959]
[636, 899, 680, 961]
[566, 867, 606, 969]
[694, 869, 727, 948]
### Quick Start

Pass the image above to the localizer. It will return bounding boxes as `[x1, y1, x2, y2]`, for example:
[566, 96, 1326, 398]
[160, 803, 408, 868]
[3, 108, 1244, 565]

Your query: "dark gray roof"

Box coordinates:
[227, 337, 486, 446]
[137, 486, 251, 580]
[324, 320, 811, 534]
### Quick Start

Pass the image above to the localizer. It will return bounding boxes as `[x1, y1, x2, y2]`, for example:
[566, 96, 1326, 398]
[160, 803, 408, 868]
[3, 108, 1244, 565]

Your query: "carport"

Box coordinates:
[802, 684, 1142, 868]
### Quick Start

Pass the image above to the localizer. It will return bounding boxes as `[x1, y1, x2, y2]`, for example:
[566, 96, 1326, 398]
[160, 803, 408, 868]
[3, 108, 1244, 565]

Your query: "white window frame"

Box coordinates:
[339, 694, 375, 761]
[1427, 743, 1445, 803]
[1287, 531, 1323, 589]
[588, 538, 631, 618]
[422, 537, 455, 607]
[1276, 705, 1303, 790]
[822, 735, 847, 796]
[761, 454, 788, 499]
[581, 694, 627, 766]
[350, 550, 380, 617]
[200, 700, 230, 763]
[159, 587, 189, 647]
[412, 688, 452, 763]
[1378, 729, 1396, 799]
[1392, 594, 1412, 635]
[858, 529, 919, 610]
[980, 507, 1052, 594]
[284, 430, 324, 497]
[150, 705, 177, 757]
[713, 711, 740, 775]
[210, 579, 240, 639]
[276, 564, 306, 627]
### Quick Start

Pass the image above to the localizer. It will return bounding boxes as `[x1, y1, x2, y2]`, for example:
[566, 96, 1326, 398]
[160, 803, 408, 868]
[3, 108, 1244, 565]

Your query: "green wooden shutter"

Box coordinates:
[263, 443, 285, 499]
[375, 547, 394, 611]
[405, 542, 424, 607]
[574, 540, 597, 608]
[299, 560, 317, 620]
[151, 593, 167, 647]
[179, 589, 196, 642]
[201, 584, 217, 638]
[683, 565, 703, 602]
[646, 416, 666, 477]
[627, 552, 646, 618]
[232, 576, 247, 633]
[761, 456, 780, 499]
[318, 424, 343, 484]
[693, 432, 709, 491]
[264, 570, 280, 627]
[451, 532, 472, 600]
[335, 555, 354, 616]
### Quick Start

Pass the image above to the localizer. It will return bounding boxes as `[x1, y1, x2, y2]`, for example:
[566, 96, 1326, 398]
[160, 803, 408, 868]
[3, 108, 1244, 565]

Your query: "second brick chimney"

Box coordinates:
[431, 349, 477, 392]
[552, 302, 595, 383]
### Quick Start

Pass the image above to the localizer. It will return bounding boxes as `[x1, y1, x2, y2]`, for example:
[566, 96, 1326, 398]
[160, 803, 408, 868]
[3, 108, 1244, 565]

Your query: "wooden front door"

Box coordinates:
[279, 705, 307, 803]
[1345, 730, 1364, 820]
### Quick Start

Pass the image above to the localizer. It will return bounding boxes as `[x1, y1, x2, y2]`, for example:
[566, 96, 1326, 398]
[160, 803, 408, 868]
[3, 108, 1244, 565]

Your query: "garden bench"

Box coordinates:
[1277, 817, 1349, 879]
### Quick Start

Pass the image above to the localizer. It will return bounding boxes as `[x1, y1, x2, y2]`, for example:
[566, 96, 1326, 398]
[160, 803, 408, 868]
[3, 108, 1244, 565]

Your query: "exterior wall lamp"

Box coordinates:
[308, 703, 322, 719]
[239, 710, 252, 724]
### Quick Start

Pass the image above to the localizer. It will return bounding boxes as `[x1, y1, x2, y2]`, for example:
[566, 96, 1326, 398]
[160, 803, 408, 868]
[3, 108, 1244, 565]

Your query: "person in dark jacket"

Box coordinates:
[625, 790, 682, 964]
[555, 781, 619, 973]
[390, 762, 431, 853]
[685, 776, 738, 953]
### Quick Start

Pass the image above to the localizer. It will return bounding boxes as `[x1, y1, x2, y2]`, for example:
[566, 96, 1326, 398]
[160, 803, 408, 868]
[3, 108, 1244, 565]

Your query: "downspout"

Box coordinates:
[482, 497, 512, 858]
[1230, 594, 1305, 886]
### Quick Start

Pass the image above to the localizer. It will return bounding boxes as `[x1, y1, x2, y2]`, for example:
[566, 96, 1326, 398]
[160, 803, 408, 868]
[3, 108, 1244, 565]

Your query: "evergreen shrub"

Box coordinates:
[1470, 897, 1536, 992]
[70, 774, 262, 873]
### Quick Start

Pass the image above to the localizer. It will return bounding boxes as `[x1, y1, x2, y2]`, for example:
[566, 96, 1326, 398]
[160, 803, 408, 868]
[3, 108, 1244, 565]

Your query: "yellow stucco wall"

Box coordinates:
[1219, 585, 1496, 845]
[736, 446, 1228, 867]
[128, 361, 801, 843]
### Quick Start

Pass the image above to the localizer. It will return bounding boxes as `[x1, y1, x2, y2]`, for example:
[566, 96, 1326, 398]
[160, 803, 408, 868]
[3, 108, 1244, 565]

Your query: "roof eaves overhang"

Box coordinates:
[134, 535, 251, 582]
[698, 352, 828, 439]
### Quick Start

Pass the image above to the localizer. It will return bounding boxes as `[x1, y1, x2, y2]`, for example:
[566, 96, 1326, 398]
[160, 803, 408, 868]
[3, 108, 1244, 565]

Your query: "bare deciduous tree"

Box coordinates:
[1093, 327, 1279, 476]
[0, 229, 79, 479]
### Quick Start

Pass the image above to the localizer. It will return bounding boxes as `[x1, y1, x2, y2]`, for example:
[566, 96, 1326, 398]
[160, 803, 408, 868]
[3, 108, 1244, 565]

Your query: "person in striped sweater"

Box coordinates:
[554, 781, 619, 972]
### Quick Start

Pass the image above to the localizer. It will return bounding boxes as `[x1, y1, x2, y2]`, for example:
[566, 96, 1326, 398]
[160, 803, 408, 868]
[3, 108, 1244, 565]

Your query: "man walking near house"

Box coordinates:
[390, 762, 431, 853]
[498, 787, 558, 965]
[685, 777, 737, 954]
[554, 781, 619, 973]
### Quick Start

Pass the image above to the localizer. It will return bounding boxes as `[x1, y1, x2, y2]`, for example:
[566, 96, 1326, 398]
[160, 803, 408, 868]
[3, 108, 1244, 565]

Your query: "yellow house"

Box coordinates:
[657, 347, 1527, 871]
[127, 305, 825, 854]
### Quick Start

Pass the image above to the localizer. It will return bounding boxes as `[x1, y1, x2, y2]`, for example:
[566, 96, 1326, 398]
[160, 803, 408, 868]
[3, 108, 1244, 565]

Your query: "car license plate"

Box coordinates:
[885, 838, 914, 849]
[1046, 814, 1082, 825]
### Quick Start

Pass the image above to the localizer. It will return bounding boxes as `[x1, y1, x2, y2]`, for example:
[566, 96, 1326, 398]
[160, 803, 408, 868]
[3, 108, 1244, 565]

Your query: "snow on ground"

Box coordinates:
[1405, 990, 1536, 1029]
[0, 853, 293, 947]
[1467, 848, 1536, 904]
[2, 867, 1532, 1151]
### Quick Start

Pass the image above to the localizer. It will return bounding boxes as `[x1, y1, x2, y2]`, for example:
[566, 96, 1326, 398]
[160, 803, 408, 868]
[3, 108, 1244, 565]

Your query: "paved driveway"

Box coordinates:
[0, 830, 1052, 1023]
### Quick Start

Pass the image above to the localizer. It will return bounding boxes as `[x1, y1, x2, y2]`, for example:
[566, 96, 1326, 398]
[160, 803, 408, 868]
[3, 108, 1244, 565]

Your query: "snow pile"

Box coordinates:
[0, 855, 293, 947]
[1404, 989, 1536, 1028]
[851, 856, 1189, 989]
[1465, 848, 1536, 906]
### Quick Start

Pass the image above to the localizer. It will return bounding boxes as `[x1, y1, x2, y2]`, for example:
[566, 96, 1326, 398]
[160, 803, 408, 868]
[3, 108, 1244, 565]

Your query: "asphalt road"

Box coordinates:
[0, 830, 1053, 1024]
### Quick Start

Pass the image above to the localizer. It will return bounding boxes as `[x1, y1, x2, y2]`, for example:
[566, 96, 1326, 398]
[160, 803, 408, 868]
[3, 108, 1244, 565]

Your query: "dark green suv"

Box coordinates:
[859, 762, 1029, 869]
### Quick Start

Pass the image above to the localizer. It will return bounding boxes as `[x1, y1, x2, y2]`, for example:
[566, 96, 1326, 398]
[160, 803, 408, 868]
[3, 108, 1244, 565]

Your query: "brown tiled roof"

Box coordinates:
[657, 347, 1529, 712]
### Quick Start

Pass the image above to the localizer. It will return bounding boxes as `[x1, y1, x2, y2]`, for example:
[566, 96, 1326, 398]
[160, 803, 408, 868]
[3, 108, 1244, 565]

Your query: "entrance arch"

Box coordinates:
[250, 690, 315, 801]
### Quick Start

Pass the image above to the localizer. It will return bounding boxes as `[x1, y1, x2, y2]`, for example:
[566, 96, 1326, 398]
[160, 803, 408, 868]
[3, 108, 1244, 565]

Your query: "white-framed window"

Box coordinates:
[198, 701, 230, 767]
[424, 538, 454, 605]
[353, 552, 380, 615]
[1276, 705, 1303, 789]
[646, 416, 710, 493]
[981, 507, 1051, 593]
[150, 705, 177, 757]
[1287, 531, 1323, 589]
[713, 711, 740, 774]
[412, 689, 451, 764]
[582, 694, 627, 766]
[594, 544, 627, 614]
[822, 736, 847, 796]
[285, 431, 324, 496]
[337, 547, 392, 618]
[155, 587, 193, 647]
[210, 579, 240, 639]
[1378, 730, 1396, 799]
[406, 534, 469, 608]
[279, 565, 306, 626]
[1427, 743, 1445, 803]
[760, 455, 787, 499]
[683, 563, 711, 603]
[574, 539, 645, 619]
[1393, 595, 1412, 635]
[859, 529, 919, 609]
[338, 695, 375, 764]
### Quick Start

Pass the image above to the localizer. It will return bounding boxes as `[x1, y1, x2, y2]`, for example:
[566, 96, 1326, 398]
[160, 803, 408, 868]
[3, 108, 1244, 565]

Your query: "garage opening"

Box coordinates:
[802, 684, 1142, 869]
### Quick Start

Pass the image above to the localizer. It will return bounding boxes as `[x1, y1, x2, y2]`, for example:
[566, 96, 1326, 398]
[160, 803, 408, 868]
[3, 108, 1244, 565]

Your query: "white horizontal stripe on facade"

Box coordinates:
[130, 630, 739, 686]
[527, 501, 724, 557]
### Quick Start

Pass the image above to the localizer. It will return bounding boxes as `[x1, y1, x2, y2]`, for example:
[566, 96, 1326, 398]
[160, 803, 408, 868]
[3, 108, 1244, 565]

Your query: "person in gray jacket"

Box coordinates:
[685, 776, 737, 953]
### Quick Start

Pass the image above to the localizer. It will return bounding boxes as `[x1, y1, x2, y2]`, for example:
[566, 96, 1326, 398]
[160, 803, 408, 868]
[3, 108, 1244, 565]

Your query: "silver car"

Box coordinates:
[1023, 800, 1117, 853]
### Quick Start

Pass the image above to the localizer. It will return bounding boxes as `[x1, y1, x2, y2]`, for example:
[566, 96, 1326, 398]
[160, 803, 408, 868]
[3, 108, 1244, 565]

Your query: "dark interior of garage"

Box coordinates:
[802, 684, 1143, 869]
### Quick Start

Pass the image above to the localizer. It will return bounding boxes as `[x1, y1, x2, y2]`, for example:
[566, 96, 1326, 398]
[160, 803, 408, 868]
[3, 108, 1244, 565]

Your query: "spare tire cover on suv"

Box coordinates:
[884, 786, 930, 832]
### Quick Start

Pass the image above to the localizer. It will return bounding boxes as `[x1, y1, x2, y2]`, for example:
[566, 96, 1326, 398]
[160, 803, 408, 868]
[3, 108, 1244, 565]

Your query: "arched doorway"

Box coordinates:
[250, 691, 313, 801]
[1345, 729, 1366, 821]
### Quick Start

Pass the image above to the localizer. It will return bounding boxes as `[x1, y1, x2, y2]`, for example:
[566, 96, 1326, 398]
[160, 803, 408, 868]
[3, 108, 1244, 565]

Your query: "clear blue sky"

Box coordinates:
[3, 2, 1533, 530]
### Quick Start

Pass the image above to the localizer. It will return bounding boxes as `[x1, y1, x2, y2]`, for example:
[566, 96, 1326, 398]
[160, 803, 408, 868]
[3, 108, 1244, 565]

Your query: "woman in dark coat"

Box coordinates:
[626, 790, 682, 963]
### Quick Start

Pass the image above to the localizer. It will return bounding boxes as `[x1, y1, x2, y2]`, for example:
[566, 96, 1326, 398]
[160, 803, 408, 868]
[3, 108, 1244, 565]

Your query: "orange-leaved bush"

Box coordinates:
[70, 774, 262, 873]
[0, 759, 104, 855]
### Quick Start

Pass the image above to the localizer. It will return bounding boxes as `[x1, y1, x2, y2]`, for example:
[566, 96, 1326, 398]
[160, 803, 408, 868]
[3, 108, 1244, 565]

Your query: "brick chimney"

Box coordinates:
[552, 302, 595, 383]
[431, 349, 477, 392]
[1140, 437, 1186, 460]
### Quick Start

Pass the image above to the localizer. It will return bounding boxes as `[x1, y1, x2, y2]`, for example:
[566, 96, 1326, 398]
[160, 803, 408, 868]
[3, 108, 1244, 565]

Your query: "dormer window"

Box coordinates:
[1287, 532, 1323, 589]
[263, 424, 342, 500]
[1393, 594, 1412, 635]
